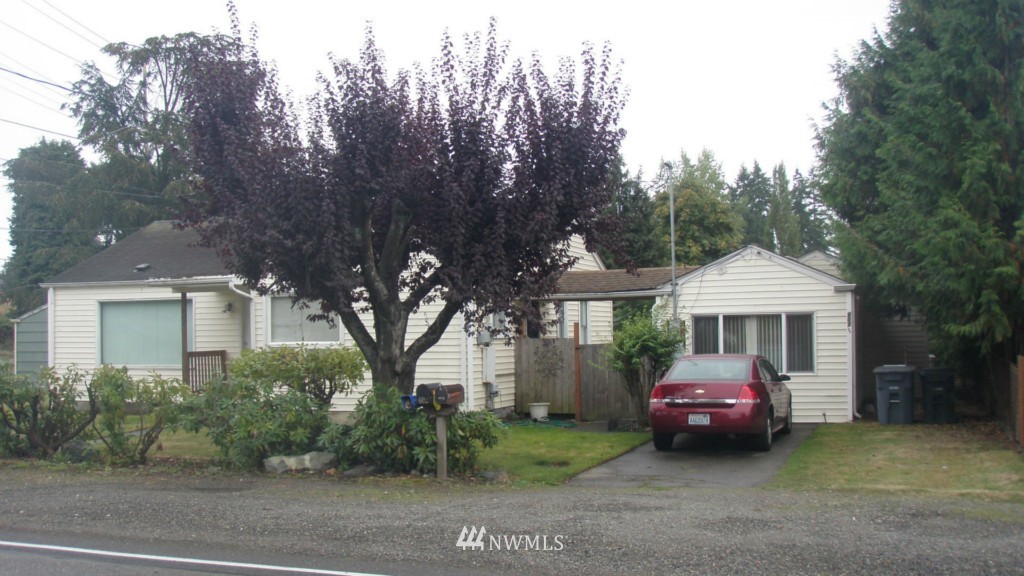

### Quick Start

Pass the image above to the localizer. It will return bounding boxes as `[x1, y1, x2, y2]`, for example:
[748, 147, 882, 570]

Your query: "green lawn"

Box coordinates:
[477, 423, 650, 485]
[770, 421, 1024, 501]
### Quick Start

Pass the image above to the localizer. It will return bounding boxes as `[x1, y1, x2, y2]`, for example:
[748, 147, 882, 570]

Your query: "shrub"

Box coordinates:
[180, 376, 330, 469]
[0, 366, 97, 457]
[228, 345, 367, 407]
[324, 386, 505, 475]
[607, 314, 684, 425]
[90, 366, 190, 465]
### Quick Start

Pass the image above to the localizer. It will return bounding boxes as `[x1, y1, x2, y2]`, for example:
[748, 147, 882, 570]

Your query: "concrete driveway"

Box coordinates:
[569, 424, 816, 489]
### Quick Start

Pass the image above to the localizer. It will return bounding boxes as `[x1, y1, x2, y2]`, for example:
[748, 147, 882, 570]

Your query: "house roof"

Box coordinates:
[670, 246, 855, 291]
[42, 221, 230, 286]
[550, 266, 699, 301]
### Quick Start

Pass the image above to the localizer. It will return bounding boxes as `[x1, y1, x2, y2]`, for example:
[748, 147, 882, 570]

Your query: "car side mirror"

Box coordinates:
[779, 374, 791, 382]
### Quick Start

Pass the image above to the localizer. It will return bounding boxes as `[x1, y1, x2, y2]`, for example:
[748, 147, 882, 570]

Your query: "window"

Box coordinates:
[691, 313, 814, 373]
[100, 300, 193, 366]
[269, 296, 341, 344]
[786, 314, 814, 372]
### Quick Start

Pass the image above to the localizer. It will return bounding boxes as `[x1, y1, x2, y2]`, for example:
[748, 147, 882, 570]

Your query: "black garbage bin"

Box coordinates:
[874, 365, 915, 424]
[919, 367, 955, 424]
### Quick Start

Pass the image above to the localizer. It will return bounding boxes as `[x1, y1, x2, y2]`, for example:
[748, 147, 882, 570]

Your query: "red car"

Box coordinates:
[649, 354, 793, 451]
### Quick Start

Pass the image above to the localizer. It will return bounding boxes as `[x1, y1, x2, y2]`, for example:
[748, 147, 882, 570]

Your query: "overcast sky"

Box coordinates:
[0, 0, 893, 264]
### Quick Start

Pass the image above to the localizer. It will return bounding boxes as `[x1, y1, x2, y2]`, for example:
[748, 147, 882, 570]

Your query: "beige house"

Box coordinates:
[657, 246, 858, 423]
[39, 221, 611, 415]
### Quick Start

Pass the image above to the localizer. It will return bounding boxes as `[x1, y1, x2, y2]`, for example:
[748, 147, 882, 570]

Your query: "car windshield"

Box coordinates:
[665, 358, 750, 381]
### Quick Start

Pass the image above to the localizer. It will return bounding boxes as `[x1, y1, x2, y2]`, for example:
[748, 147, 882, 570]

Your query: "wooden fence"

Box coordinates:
[514, 338, 640, 421]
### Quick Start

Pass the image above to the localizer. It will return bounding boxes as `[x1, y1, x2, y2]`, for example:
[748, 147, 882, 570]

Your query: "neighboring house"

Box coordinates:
[656, 246, 858, 424]
[37, 221, 611, 415]
[11, 304, 48, 378]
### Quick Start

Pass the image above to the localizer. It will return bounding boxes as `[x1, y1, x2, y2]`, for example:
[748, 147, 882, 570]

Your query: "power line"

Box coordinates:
[0, 49, 71, 99]
[0, 83, 66, 112]
[0, 156, 186, 198]
[0, 19, 116, 82]
[39, 0, 110, 47]
[4, 177, 177, 201]
[22, 0, 105, 50]
[0, 117, 79, 140]
[0, 65, 72, 92]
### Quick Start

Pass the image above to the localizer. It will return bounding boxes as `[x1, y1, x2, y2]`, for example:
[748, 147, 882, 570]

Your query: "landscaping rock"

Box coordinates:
[58, 439, 95, 463]
[263, 451, 338, 474]
[341, 463, 377, 478]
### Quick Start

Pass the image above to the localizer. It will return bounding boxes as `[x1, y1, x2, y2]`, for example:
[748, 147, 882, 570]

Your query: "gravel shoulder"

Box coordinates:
[0, 465, 1021, 575]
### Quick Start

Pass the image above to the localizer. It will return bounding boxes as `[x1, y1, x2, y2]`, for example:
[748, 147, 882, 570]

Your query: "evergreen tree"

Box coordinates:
[1, 140, 102, 314]
[600, 160, 665, 269]
[769, 163, 801, 256]
[817, 0, 1024, 385]
[728, 161, 773, 249]
[791, 169, 831, 253]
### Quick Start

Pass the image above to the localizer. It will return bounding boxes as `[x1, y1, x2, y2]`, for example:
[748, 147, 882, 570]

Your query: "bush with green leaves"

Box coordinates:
[228, 345, 367, 407]
[0, 365, 97, 457]
[322, 386, 505, 475]
[608, 314, 684, 425]
[181, 375, 330, 469]
[90, 366, 190, 465]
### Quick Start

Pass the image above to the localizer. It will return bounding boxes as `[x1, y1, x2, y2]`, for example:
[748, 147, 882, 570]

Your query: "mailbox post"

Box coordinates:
[405, 383, 466, 480]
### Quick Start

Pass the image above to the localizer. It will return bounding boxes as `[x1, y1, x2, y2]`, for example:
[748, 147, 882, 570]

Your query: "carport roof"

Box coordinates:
[549, 266, 699, 301]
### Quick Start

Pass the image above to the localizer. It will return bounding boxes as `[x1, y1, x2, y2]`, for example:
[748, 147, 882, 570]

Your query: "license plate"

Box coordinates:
[688, 413, 710, 426]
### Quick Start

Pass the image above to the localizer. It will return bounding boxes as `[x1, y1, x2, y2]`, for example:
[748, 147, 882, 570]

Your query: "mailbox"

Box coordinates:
[415, 383, 465, 409]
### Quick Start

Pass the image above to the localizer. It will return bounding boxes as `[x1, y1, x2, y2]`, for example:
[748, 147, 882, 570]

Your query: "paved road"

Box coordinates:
[570, 424, 815, 488]
[0, 444, 1022, 576]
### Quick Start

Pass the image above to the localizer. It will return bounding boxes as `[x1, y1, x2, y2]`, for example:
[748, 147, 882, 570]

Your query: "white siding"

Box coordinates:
[798, 251, 844, 279]
[674, 249, 853, 423]
[51, 284, 244, 380]
[50, 236, 610, 416]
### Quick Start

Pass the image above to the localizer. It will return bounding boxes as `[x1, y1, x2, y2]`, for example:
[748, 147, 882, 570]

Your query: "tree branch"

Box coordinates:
[404, 299, 462, 363]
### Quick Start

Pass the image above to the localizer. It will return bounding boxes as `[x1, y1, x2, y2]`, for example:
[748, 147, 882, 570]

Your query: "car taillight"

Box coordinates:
[736, 384, 761, 404]
[650, 385, 665, 403]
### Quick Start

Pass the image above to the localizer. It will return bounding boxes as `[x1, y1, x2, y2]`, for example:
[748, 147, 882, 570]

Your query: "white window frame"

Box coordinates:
[690, 312, 815, 374]
[98, 299, 194, 368]
[266, 295, 343, 346]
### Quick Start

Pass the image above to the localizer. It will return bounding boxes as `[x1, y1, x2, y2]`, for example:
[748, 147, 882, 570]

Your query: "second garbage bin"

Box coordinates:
[874, 365, 915, 424]
[919, 367, 955, 424]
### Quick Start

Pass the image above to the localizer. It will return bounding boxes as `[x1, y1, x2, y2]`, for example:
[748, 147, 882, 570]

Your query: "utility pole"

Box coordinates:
[664, 162, 679, 331]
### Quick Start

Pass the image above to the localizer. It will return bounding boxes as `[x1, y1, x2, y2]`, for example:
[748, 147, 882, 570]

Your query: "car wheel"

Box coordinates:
[752, 412, 773, 452]
[780, 399, 793, 435]
[652, 432, 675, 451]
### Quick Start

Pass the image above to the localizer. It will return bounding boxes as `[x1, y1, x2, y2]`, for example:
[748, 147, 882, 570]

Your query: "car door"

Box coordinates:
[757, 358, 786, 427]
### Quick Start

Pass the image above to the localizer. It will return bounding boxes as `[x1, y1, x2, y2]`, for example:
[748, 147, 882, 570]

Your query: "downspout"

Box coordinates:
[228, 282, 255, 351]
[47, 287, 55, 368]
[850, 291, 860, 419]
